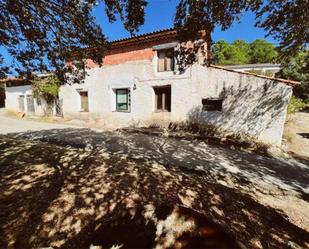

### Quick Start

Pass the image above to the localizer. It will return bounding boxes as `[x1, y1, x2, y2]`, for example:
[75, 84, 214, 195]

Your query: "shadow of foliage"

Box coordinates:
[0, 128, 308, 248]
[69, 205, 241, 249]
[185, 80, 291, 144]
[165, 121, 269, 155]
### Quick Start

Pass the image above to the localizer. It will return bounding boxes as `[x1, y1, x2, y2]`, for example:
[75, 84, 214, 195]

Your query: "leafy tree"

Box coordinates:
[277, 51, 309, 101]
[212, 39, 277, 65]
[249, 39, 278, 64]
[0, 0, 308, 79]
[212, 40, 229, 64]
[175, 0, 308, 57]
[0, 0, 147, 79]
[232, 40, 250, 63]
[212, 40, 250, 65]
[31, 75, 62, 115]
[252, 0, 309, 57]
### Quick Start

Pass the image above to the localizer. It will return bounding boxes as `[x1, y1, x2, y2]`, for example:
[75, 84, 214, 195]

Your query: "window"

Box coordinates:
[157, 49, 174, 72]
[116, 89, 130, 111]
[79, 91, 89, 112]
[202, 98, 223, 112]
[154, 86, 171, 112]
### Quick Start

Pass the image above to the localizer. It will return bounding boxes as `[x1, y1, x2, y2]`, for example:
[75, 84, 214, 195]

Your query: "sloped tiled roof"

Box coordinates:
[109, 28, 177, 47]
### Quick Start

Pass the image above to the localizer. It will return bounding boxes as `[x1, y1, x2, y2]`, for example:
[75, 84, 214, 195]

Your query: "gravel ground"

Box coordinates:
[0, 116, 308, 248]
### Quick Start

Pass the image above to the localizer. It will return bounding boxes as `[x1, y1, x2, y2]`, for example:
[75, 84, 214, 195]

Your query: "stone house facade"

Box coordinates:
[4, 29, 298, 145]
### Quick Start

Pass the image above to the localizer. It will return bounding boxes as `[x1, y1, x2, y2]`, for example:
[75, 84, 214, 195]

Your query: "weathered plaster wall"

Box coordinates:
[59, 82, 89, 112]
[193, 66, 292, 145]
[5, 85, 31, 111]
[59, 49, 292, 145]
[5, 85, 47, 115]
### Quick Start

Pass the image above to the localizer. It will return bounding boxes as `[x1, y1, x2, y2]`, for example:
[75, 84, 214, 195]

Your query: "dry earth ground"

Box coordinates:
[284, 111, 309, 159]
[0, 124, 308, 248]
[0, 115, 308, 248]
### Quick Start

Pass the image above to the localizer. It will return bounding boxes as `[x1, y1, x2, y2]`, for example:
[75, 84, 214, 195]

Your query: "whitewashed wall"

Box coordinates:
[5, 85, 31, 111]
[5, 85, 46, 116]
[194, 66, 292, 145]
[59, 54, 292, 145]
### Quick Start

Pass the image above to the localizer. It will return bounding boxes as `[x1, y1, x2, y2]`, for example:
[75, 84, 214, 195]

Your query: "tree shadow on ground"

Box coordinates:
[68, 205, 241, 249]
[12, 128, 309, 196]
[0, 130, 308, 248]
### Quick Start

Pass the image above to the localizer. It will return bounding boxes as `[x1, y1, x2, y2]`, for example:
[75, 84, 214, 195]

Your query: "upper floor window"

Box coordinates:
[157, 49, 174, 72]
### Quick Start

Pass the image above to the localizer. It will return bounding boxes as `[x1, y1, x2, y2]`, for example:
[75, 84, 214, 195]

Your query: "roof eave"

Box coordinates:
[209, 64, 299, 86]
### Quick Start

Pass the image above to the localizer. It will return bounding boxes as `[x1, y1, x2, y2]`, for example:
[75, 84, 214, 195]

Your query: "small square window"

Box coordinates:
[154, 86, 171, 112]
[116, 88, 130, 111]
[157, 49, 175, 72]
[202, 98, 223, 111]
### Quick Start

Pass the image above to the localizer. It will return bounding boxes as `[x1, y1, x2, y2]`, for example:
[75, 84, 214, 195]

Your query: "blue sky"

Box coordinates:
[1, 0, 278, 71]
[92, 0, 277, 43]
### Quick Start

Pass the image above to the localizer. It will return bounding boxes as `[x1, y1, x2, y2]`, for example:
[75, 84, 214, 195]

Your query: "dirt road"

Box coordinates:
[0, 116, 308, 248]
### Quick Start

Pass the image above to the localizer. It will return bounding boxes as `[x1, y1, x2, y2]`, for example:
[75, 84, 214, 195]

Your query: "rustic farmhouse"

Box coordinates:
[4, 29, 298, 145]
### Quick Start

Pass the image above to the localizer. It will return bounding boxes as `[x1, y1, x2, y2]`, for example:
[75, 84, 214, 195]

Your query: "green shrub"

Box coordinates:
[31, 75, 60, 103]
[31, 75, 61, 116]
[288, 95, 306, 114]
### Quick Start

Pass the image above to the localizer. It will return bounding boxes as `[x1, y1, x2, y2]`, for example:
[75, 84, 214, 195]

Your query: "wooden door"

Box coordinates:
[80, 91, 89, 112]
[18, 95, 25, 112]
[26, 95, 35, 114]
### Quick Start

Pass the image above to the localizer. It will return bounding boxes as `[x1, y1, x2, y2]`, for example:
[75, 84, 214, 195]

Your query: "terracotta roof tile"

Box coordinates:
[109, 28, 177, 47]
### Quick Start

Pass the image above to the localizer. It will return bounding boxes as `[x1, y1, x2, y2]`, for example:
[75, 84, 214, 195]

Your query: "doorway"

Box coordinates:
[80, 91, 89, 112]
[18, 95, 25, 112]
[26, 95, 35, 114]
